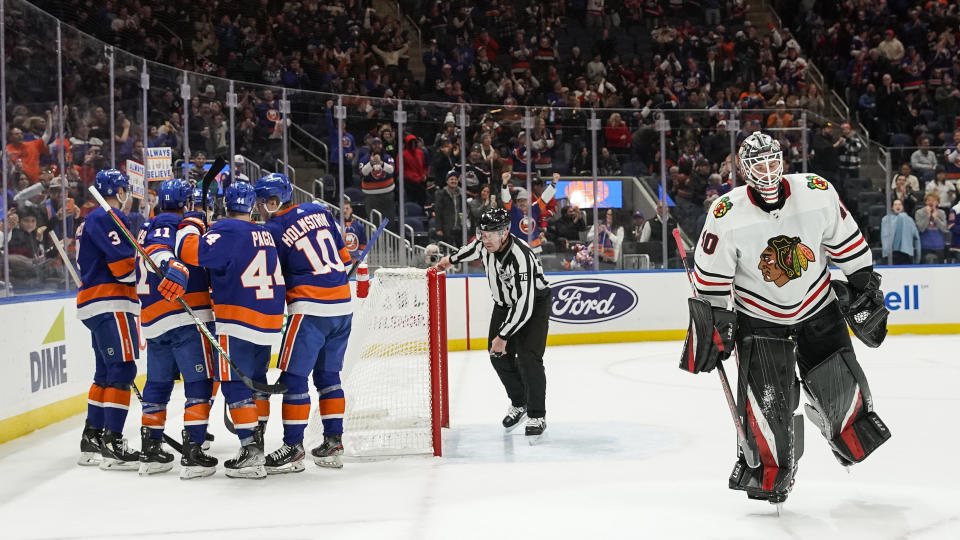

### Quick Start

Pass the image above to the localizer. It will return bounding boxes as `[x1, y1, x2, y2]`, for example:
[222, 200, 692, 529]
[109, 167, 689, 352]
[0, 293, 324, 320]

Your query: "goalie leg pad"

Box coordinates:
[679, 298, 736, 374]
[803, 348, 891, 464]
[732, 336, 802, 498]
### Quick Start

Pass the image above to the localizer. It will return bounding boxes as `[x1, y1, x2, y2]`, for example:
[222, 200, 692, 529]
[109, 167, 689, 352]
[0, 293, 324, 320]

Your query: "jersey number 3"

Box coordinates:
[241, 250, 286, 299]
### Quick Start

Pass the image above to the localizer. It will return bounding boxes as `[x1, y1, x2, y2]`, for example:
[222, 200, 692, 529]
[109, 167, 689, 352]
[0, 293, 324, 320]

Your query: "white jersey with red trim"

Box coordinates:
[693, 173, 872, 324]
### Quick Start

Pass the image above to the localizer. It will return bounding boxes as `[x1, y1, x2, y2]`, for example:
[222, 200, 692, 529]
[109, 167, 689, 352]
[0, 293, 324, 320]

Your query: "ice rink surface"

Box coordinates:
[1, 335, 958, 540]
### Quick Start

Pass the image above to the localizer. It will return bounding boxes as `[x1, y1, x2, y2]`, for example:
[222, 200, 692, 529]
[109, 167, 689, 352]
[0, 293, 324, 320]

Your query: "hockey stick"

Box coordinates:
[50, 230, 185, 453]
[672, 228, 759, 469]
[200, 157, 226, 212]
[347, 217, 389, 278]
[88, 186, 288, 395]
[48, 230, 81, 288]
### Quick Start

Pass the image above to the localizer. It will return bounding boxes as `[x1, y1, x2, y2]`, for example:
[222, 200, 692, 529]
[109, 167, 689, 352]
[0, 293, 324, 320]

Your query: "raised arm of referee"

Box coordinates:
[434, 208, 551, 437]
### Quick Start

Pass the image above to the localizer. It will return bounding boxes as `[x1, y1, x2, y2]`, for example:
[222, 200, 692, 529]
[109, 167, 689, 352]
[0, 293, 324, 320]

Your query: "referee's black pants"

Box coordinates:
[488, 293, 550, 419]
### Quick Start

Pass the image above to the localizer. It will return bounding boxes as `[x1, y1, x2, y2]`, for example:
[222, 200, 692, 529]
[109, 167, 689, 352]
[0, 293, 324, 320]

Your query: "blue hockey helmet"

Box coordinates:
[191, 185, 215, 208]
[157, 178, 193, 211]
[224, 180, 257, 213]
[254, 173, 293, 204]
[94, 169, 130, 197]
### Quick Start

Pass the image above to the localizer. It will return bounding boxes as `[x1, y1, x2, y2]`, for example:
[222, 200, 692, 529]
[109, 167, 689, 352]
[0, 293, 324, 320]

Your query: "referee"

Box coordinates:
[433, 208, 551, 437]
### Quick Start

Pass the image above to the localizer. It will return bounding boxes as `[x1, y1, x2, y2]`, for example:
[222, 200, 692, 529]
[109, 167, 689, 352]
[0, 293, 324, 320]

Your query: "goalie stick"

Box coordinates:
[88, 185, 288, 395]
[672, 228, 758, 469]
[49, 230, 185, 454]
[224, 216, 391, 434]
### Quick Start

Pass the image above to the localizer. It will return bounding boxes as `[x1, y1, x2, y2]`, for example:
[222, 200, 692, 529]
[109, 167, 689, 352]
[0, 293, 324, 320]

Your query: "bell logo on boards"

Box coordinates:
[29, 307, 68, 393]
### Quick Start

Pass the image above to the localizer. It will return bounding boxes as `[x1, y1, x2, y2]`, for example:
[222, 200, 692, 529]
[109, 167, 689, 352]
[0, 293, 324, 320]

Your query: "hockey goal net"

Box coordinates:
[305, 268, 449, 457]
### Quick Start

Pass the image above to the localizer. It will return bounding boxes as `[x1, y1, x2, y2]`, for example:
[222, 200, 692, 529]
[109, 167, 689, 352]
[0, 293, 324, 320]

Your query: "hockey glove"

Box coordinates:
[157, 259, 190, 302]
[183, 211, 208, 227]
[679, 297, 737, 374]
[179, 216, 206, 235]
[831, 271, 888, 348]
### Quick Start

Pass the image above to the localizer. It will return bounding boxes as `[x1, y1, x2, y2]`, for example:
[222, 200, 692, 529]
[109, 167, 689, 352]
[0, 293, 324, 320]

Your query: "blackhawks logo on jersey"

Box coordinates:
[713, 196, 733, 218]
[806, 175, 828, 190]
[758, 235, 816, 287]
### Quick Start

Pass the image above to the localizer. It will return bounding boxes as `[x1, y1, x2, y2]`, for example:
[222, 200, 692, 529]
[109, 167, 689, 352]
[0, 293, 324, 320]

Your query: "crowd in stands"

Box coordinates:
[778, 0, 960, 263]
[7, 0, 960, 292]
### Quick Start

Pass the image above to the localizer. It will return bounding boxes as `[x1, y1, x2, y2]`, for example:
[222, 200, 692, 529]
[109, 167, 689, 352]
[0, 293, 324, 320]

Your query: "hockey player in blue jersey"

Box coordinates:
[135, 178, 218, 479]
[254, 172, 358, 471]
[76, 169, 141, 470]
[175, 180, 286, 479]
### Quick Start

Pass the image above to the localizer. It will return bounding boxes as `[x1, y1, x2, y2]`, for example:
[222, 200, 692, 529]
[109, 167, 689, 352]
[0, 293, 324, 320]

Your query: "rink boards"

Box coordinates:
[444, 265, 959, 349]
[1, 265, 958, 444]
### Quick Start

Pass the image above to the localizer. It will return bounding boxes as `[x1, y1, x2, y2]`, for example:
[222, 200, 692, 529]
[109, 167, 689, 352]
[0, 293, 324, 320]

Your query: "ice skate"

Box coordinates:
[525, 417, 546, 444]
[138, 427, 174, 476]
[502, 405, 527, 432]
[99, 431, 140, 471]
[310, 435, 344, 468]
[180, 430, 218, 480]
[224, 444, 266, 479]
[265, 443, 306, 474]
[77, 422, 103, 466]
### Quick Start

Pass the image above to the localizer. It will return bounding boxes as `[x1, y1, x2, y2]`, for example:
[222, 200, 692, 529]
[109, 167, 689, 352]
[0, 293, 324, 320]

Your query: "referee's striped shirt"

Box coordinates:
[449, 234, 551, 339]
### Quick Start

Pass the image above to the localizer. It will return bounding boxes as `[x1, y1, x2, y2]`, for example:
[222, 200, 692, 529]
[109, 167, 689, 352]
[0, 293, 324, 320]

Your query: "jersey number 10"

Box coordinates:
[294, 229, 345, 275]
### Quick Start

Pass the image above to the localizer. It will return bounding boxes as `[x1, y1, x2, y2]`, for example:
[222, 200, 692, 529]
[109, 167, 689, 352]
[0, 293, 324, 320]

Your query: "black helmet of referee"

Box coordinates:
[478, 207, 510, 232]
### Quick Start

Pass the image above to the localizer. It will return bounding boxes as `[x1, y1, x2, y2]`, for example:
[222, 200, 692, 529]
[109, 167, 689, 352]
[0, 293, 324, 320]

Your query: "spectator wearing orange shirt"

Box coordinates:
[6, 127, 49, 183]
[766, 100, 794, 128]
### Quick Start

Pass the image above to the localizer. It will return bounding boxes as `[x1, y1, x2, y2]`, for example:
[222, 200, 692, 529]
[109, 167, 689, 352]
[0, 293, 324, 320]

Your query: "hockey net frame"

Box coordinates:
[305, 268, 449, 457]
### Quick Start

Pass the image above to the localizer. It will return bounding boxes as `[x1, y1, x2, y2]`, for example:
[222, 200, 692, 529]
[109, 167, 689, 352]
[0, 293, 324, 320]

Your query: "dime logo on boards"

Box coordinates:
[550, 279, 638, 324]
[29, 307, 68, 393]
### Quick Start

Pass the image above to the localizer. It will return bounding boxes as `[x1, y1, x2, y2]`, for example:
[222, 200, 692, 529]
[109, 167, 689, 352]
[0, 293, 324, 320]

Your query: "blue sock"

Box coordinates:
[315, 370, 344, 436]
[220, 380, 257, 444]
[279, 372, 310, 446]
[183, 379, 213, 444]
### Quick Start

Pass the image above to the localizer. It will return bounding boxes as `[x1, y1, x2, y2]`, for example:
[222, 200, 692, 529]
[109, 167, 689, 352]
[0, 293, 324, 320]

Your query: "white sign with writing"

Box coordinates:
[145, 147, 173, 182]
[126, 160, 145, 200]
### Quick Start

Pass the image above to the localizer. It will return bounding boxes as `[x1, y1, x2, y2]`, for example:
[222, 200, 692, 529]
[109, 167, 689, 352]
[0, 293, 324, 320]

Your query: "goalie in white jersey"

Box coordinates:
[681, 132, 891, 505]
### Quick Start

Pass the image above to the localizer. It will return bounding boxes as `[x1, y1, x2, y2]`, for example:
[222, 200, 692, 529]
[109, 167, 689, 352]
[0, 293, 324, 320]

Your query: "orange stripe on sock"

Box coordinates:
[229, 405, 258, 427]
[88, 384, 105, 404]
[184, 403, 211, 423]
[142, 409, 167, 427]
[255, 399, 270, 420]
[318, 397, 345, 416]
[103, 388, 131, 407]
[282, 403, 311, 422]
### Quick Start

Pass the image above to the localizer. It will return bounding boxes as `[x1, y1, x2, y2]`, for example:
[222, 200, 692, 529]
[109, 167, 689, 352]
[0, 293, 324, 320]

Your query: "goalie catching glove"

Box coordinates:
[831, 270, 888, 348]
[679, 297, 737, 374]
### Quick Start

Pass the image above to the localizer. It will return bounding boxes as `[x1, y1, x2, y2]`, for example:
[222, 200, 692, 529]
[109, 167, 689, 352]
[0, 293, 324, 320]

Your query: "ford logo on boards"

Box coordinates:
[550, 279, 638, 324]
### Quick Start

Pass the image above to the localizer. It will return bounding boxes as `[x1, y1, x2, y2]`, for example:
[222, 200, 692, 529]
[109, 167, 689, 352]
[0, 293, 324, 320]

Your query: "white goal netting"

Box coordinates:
[305, 268, 445, 456]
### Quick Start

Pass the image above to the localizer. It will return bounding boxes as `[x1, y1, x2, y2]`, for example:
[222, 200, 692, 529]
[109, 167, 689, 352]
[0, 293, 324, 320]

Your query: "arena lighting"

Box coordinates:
[554, 179, 623, 208]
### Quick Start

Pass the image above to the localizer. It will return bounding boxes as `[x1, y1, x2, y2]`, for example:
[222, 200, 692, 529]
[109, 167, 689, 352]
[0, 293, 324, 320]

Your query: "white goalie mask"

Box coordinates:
[737, 132, 783, 197]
